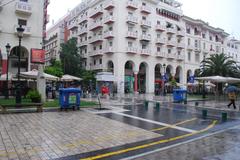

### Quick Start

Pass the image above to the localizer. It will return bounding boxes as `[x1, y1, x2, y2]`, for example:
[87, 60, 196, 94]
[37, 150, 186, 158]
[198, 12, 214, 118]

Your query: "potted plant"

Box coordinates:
[26, 89, 41, 103]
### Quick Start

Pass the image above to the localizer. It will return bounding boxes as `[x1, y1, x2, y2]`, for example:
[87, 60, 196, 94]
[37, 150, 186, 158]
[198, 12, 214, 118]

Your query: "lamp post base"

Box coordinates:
[15, 88, 21, 104]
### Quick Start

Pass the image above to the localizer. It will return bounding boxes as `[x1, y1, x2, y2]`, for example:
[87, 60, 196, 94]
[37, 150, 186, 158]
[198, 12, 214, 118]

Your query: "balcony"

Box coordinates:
[187, 45, 194, 50]
[156, 52, 165, 58]
[140, 49, 151, 56]
[176, 30, 185, 37]
[194, 46, 201, 52]
[78, 28, 88, 36]
[104, 0, 114, 10]
[78, 14, 88, 24]
[15, 1, 32, 15]
[166, 53, 175, 59]
[89, 35, 103, 44]
[104, 31, 114, 39]
[104, 16, 115, 24]
[156, 38, 166, 44]
[91, 64, 103, 70]
[176, 54, 184, 61]
[68, 20, 78, 30]
[141, 6, 151, 14]
[166, 28, 176, 34]
[126, 47, 138, 54]
[89, 50, 104, 57]
[78, 41, 88, 47]
[126, 31, 138, 39]
[89, 21, 103, 31]
[126, 16, 138, 24]
[140, 34, 151, 41]
[156, 25, 166, 32]
[126, 1, 138, 10]
[166, 40, 176, 47]
[176, 42, 185, 49]
[104, 47, 114, 54]
[140, 20, 151, 28]
[89, 7, 103, 18]
[14, 25, 31, 36]
[202, 48, 209, 53]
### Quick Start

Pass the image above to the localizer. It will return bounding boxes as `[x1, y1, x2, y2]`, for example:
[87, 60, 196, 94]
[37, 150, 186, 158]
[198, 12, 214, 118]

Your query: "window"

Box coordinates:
[209, 36, 212, 41]
[157, 47, 161, 52]
[99, 45, 102, 50]
[157, 33, 161, 38]
[94, 60, 96, 65]
[203, 43, 206, 49]
[109, 41, 113, 46]
[93, 46, 96, 50]
[142, 16, 146, 20]
[99, 59, 102, 64]
[194, 40, 198, 47]
[195, 53, 200, 62]
[157, 21, 160, 25]
[186, 28, 190, 34]
[202, 33, 206, 39]
[128, 42, 133, 47]
[188, 52, 191, 61]
[168, 49, 171, 54]
[128, 25, 133, 31]
[20, 0, 28, 2]
[188, 38, 191, 45]
[18, 19, 27, 26]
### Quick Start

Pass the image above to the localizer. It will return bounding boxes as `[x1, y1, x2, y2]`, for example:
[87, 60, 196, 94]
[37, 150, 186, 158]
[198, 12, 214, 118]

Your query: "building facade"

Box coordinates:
[48, 0, 239, 94]
[226, 38, 240, 63]
[0, 0, 49, 75]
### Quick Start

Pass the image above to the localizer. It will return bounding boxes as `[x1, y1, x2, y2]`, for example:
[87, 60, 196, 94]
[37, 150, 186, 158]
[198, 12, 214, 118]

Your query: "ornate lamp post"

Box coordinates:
[163, 63, 166, 96]
[16, 25, 24, 104]
[5, 43, 11, 99]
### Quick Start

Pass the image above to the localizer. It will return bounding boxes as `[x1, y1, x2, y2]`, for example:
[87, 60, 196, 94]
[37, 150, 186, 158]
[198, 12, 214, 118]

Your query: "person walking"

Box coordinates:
[227, 91, 237, 109]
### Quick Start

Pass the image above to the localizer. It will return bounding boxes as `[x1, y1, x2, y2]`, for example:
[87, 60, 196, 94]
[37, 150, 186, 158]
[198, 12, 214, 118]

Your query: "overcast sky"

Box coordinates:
[47, 0, 240, 39]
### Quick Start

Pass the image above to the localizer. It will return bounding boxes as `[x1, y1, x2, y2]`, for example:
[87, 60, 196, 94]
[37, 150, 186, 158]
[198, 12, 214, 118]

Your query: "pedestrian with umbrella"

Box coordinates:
[226, 85, 239, 109]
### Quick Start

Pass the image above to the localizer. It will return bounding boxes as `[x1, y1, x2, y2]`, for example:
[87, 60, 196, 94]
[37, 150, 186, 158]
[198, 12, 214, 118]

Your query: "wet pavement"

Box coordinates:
[1, 94, 240, 160]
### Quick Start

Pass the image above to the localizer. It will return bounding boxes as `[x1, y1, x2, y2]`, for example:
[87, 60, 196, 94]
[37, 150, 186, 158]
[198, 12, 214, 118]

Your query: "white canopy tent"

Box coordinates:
[195, 76, 240, 83]
[61, 74, 82, 81]
[0, 73, 14, 81]
[95, 72, 116, 82]
[20, 69, 59, 81]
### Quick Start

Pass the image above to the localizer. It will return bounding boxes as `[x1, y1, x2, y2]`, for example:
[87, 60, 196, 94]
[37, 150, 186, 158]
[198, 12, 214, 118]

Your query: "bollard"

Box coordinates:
[202, 110, 207, 119]
[156, 102, 160, 110]
[222, 112, 227, 122]
[144, 101, 148, 110]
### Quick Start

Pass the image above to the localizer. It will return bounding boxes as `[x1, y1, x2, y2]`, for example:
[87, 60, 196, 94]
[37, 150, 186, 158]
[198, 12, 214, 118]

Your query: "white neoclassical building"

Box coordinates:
[0, 0, 49, 75]
[52, 0, 239, 94]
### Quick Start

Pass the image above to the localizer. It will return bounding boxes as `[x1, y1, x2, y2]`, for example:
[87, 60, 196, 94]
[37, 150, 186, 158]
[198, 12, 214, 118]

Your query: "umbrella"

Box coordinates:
[20, 69, 59, 81]
[195, 76, 240, 83]
[225, 85, 239, 93]
[61, 74, 82, 81]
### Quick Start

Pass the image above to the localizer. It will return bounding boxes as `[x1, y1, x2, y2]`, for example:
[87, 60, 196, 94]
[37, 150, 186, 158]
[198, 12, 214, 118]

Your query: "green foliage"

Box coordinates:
[44, 60, 63, 77]
[200, 53, 240, 77]
[26, 89, 41, 103]
[80, 70, 96, 83]
[170, 78, 177, 87]
[60, 38, 83, 76]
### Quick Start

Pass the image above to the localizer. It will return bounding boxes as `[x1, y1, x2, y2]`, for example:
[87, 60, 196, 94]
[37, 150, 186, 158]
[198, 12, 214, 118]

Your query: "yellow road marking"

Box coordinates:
[150, 118, 197, 132]
[80, 120, 218, 160]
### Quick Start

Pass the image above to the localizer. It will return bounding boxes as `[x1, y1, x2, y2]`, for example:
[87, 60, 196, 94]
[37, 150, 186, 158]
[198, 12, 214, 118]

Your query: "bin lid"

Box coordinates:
[59, 88, 81, 93]
[173, 89, 187, 92]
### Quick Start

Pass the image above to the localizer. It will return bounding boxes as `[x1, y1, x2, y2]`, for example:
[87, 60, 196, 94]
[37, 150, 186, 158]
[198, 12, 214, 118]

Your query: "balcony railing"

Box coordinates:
[176, 54, 184, 60]
[126, 47, 138, 54]
[156, 52, 165, 58]
[104, 0, 114, 10]
[166, 40, 176, 47]
[78, 28, 88, 36]
[140, 34, 151, 41]
[166, 53, 175, 59]
[89, 50, 104, 57]
[78, 14, 88, 24]
[194, 46, 201, 52]
[89, 21, 103, 31]
[126, 31, 138, 39]
[126, 16, 138, 24]
[91, 64, 103, 70]
[176, 30, 185, 37]
[156, 25, 166, 31]
[176, 42, 185, 49]
[104, 31, 114, 39]
[202, 48, 209, 53]
[104, 47, 114, 53]
[15, 1, 32, 15]
[68, 20, 78, 30]
[104, 16, 115, 24]
[78, 41, 88, 47]
[140, 49, 151, 56]
[140, 20, 151, 28]
[14, 25, 31, 36]
[89, 7, 103, 18]
[126, 0, 138, 9]
[156, 38, 166, 44]
[141, 5, 151, 14]
[166, 28, 176, 34]
[89, 35, 103, 44]
[187, 44, 194, 50]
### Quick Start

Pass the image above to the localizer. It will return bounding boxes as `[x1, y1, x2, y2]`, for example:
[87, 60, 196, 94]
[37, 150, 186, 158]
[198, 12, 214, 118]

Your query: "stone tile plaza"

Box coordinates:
[1, 0, 240, 160]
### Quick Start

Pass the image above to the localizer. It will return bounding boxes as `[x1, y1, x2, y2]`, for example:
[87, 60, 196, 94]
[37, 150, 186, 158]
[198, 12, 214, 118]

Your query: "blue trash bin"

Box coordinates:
[59, 88, 81, 110]
[173, 89, 187, 103]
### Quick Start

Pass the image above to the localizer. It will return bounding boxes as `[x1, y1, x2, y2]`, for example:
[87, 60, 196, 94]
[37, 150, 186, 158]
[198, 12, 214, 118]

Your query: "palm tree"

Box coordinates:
[201, 53, 239, 77]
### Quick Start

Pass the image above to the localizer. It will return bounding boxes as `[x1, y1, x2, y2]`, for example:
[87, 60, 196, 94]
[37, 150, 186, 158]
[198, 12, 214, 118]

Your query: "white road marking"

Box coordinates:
[113, 112, 197, 133]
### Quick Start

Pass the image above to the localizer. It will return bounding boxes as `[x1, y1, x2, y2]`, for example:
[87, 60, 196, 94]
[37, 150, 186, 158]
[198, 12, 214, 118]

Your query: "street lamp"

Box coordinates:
[163, 63, 166, 96]
[202, 55, 206, 99]
[16, 25, 24, 104]
[5, 43, 11, 99]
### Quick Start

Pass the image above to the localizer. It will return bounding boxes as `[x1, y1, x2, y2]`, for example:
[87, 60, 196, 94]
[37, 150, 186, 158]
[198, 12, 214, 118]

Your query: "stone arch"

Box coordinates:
[107, 60, 114, 73]
[138, 62, 149, 93]
[187, 69, 193, 83]
[175, 66, 183, 84]
[155, 63, 163, 95]
[124, 60, 135, 93]
[166, 65, 173, 81]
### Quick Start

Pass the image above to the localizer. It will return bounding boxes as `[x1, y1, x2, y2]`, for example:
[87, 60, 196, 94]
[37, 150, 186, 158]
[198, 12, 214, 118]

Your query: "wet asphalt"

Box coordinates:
[56, 102, 240, 160]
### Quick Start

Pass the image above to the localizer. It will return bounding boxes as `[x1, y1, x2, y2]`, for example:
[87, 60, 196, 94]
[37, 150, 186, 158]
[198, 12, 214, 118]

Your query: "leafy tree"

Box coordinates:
[60, 38, 82, 76]
[44, 60, 63, 77]
[200, 53, 240, 77]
